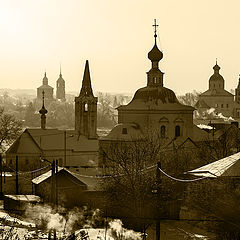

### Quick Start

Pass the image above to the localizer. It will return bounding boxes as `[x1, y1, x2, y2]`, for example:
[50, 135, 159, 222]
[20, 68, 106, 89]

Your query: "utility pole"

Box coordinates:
[64, 130, 66, 166]
[0, 154, 3, 199]
[55, 160, 58, 207]
[156, 161, 161, 240]
[16, 155, 19, 195]
[51, 160, 55, 205]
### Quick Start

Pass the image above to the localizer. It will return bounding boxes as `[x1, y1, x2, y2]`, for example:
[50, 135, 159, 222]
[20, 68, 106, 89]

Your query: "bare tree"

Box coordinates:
[0, 107, 22, 151]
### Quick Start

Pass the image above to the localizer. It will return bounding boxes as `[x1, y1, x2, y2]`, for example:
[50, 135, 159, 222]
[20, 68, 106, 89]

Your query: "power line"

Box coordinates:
[158, 167, 208, 182]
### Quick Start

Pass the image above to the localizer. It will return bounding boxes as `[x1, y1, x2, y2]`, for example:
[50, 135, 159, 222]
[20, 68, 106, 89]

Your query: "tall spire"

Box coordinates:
[79, 60, 94, 96]
[39, 91, 48, 129]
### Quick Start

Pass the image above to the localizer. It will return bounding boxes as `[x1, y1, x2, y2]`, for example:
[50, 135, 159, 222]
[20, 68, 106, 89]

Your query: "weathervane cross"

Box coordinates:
[152, 19, 158, 43]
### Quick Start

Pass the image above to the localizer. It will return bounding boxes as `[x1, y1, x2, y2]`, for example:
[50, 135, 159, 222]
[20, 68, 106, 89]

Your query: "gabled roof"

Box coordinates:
[32, 168, 99, 190]
[188, 152, 240, 177]
[6, 129, 42, 154]
[6, 128, 99, 154]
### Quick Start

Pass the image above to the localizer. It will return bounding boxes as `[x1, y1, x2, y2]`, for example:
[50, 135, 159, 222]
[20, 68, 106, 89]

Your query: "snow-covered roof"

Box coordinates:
[188, 152, 240, 178]
[4, 195, 41, 202]
[32, 167, 64, 184]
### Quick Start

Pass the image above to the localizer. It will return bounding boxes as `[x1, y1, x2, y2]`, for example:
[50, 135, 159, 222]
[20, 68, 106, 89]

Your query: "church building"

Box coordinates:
[195, 62, 234, 117]
[37, 72, 54, 100]
[101, 21, 207, 143]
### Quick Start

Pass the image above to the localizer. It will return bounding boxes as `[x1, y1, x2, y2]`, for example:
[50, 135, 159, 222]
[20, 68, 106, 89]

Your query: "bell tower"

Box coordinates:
[75, 60, 98, 139]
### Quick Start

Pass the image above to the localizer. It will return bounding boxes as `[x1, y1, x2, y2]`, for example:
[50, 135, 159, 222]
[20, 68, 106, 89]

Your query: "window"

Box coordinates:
[226, 104, 228, 108]
[221, 104, 223, 108]
[122, 128, 127, 134]
[160, 125, 166, 138]
[25, 159, 29, 164]
[175, 125, 180, 137]
[9, 159, 12, 165]
[215, 103, 218, 108]
[84, 103, 88, 111]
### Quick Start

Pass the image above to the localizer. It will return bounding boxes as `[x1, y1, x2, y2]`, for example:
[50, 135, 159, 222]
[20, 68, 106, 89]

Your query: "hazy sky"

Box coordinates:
[1, 0, 240, 95]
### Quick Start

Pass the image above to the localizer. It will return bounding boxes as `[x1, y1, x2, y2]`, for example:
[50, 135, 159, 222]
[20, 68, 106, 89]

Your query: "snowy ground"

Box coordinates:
[0, 209, 214, 240]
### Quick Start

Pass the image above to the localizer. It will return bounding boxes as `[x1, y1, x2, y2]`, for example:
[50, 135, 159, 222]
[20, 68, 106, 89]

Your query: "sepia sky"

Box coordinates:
[1, 0, 240, 95]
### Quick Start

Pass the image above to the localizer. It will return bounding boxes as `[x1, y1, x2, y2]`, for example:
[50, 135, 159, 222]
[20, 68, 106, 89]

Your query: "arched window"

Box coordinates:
[160, 125, 166, 138]
[84, 103, 88, 111]
[175, 125, 180, 137]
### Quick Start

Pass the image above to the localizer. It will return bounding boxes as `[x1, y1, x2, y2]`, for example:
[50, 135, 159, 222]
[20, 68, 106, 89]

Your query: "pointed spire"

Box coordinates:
[59, 63, 62, 77]
[79, 60, 94, 96]
[39, 91, 48, 129]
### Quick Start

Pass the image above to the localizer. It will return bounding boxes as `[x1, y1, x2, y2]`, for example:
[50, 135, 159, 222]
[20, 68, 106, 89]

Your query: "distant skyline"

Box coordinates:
[1, 0, 240, 95]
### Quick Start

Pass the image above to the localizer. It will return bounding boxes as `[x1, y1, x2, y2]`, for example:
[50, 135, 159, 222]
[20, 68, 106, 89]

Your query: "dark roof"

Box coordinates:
[200, 89, 233, 97]
[118, 86, 194, 111]
[32, 168, 99, 190]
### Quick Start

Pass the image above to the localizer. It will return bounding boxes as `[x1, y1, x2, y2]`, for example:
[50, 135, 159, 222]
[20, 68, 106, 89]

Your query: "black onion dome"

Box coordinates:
[148, 44, 163, 62]
[209, 74, 224, 82]
[132, 86, 179, 104]
[39, 106, 48, 115]
[213, 64, 220, 71]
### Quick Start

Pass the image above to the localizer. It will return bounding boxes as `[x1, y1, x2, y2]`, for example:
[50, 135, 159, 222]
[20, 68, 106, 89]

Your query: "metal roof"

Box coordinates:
[188, 152, 240, 178]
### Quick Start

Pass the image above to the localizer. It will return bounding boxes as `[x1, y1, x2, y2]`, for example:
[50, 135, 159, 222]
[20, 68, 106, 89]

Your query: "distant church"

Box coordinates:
[37, 68, 66, 101]
[195, 61, 234, 117]
[195, 62, 240, 119]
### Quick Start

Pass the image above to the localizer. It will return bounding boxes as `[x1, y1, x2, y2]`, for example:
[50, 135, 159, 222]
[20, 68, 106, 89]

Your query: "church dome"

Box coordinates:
[132, 86, 179, 104]
[209, 74, 224, 82]
[148, 44, 163, 62]
[209, 63, 224, 82]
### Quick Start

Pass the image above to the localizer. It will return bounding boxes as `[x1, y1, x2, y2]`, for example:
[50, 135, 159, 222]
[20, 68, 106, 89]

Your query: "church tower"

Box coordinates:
[208, 60, 225, 92]
[147, 19, 164, 87]
[75, 60, 98, 139]
[56, 66, 65, 101]
[235, 74, 240, 104]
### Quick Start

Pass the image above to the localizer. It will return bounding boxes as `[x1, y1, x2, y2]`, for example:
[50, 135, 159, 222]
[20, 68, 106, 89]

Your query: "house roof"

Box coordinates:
[4, 195, 41, 202]
[6, 128, 99, 154]
[32, 168, 99, 190]
[188, 152, 240, 178]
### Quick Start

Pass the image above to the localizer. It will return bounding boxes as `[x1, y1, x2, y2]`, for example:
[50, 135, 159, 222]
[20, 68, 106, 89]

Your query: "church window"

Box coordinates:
[175, 125, 180, 138]
[122, 128, 127, 134]
[84, 103, 88, 111]
[160, 125, 166, 138]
